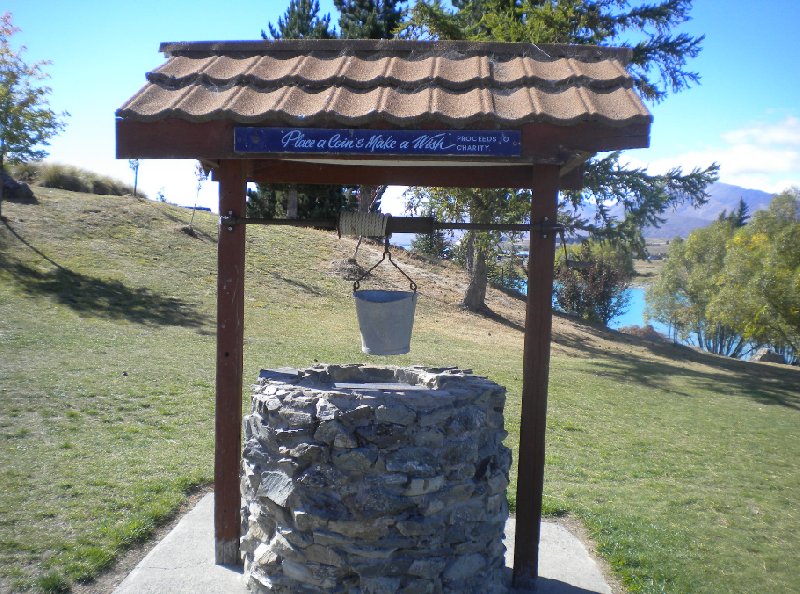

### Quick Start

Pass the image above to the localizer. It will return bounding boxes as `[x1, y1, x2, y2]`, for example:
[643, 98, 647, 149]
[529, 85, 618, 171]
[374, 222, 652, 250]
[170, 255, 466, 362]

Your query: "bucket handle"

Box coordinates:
[354, 237, 417, 292]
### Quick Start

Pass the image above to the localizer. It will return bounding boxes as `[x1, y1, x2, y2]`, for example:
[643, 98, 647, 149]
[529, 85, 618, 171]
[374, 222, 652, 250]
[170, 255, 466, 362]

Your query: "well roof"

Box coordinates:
[116, 40, 651, 129]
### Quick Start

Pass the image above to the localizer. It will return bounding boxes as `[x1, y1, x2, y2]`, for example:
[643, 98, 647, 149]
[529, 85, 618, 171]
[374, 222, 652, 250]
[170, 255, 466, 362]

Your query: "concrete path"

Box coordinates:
[113, 493, 611, 594]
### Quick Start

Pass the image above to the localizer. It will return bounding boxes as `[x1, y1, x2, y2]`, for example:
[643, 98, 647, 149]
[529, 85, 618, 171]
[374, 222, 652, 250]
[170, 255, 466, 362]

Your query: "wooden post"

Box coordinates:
[513, 164, 560, 587]
[215, 160, 247, 565]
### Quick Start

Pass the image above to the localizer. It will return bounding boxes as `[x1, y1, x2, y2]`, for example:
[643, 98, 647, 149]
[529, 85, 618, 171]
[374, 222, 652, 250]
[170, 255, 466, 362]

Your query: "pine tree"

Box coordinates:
[401, 0, 718, 311]
[335, 0, 405, 39]
[717, 197, 750, 228]
[253, 2, 342, 219]
[262, 0, 334, 40]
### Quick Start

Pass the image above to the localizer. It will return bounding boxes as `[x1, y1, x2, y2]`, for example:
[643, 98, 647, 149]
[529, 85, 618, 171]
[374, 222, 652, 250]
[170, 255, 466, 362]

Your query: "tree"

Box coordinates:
[717, 197, 750, 228]
[262, 0, 335, 40]
[246, 182, 357, 220]
[398, 0, 717, 311]
[255, 2, 348, 219]
[645, 220, 748, 357]
[404, 0, 703, 102]
[554, 241, 632, 325]
[333, 1, 405, 211]
[335, 0, 405, 39]
[406, 185, 530, 310]
[410, 203, 452, 258]
[0, 12, 66, 218]
[707, 189, 799, 363]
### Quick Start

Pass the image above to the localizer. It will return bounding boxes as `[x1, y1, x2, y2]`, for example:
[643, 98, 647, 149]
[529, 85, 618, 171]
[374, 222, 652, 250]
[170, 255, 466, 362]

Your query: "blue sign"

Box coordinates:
[234, 127, 521, 157]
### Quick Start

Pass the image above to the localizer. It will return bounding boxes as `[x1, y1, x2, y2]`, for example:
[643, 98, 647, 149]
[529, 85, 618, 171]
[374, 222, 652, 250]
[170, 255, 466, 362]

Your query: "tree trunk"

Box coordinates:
[462, 243, 488, 312]
[287, 186, 298, 219]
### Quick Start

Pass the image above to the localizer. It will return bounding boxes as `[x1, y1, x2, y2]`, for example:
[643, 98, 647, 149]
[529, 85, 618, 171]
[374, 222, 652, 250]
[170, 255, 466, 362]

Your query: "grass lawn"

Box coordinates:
[1, 189, 798, 593]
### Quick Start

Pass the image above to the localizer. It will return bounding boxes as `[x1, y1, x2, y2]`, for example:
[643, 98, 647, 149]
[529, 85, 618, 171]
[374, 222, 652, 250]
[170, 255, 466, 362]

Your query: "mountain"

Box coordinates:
[643, 182, 774, 239]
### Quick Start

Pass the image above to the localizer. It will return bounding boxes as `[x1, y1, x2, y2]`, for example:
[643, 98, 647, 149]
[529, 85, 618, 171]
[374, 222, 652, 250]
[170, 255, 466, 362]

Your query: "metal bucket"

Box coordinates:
[353, 290, 418, 355]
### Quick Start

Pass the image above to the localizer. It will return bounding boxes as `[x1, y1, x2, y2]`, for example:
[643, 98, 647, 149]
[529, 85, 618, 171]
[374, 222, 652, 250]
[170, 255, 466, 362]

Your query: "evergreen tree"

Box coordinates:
[263, 0, 334, 40]
[400, 0, 718, 311]
[254, 2, 342, 219]
[717, 197, 750, 228]
[404, 0, 703, 102]
[335, 0, 405, 39]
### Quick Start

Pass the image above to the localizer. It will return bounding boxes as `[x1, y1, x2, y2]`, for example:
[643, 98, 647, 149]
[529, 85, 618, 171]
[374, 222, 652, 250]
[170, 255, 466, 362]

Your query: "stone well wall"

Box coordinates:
[240, 364, 512, 594]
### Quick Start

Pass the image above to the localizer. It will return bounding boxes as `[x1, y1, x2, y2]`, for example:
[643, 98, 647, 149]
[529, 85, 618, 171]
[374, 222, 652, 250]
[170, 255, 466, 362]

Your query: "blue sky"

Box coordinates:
[5, 0, 799, 212]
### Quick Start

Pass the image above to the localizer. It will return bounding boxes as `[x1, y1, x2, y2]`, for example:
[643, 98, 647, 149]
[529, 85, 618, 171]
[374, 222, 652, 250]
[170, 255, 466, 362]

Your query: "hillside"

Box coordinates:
[643, 181, 775, 238]
[1, 189, 798, 594]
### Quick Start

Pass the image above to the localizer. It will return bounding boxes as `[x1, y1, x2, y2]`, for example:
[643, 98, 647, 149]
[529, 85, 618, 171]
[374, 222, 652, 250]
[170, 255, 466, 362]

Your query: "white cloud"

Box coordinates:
[722, 116, 800, 147]
[630, 115, 800, 193]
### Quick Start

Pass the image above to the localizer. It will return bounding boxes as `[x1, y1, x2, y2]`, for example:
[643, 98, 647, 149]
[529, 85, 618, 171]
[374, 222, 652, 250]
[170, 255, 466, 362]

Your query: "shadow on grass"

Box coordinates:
[476, 300, 799, 411]
[1, 222, 209, 329]
[553, 315, 800, 411]
[268, 271, 324, 296]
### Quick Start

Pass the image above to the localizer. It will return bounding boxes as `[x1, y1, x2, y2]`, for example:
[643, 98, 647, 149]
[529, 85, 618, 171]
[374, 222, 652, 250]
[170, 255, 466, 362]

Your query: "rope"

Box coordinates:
[338, 212, 389, 238]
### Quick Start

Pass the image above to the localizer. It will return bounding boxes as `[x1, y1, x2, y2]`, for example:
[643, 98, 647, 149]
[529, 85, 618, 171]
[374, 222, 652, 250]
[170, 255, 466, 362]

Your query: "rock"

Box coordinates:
[1, 171, 35, 202]
[408, 557, 447, 579]
[315, 398, 339, 421]
[443, 553, 486, 582]
[361, 576, 402, 594]
[333, 447, 377, 474]
[257, 470, 294, 507]
[355, 422, 408, 448]
[313, 420, 356, 448]
[241, 364, 510, 593]
[375, 403, 416, 426]
[404, 475, 445, 497]
[385, 447, 438, 477]
[752, 348, 786, 364]
[281, 558, 337, 589]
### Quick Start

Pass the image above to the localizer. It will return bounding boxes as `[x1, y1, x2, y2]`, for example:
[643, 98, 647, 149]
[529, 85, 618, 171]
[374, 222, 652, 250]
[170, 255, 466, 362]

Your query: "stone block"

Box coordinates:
[385, 447, 438, 477]
[442, 553, 486, 582]
[281, 558, 337, 589]
[404, 475, 445, 497]
[257, 470, 294, 507]
[408, 557, 447, 579]
[313, 420, 351, 446]
[375, 403, 416, 426]
[356, 422, 408, 448]
[316, 398, 340, 421]
[333, 447, 378, 474]
[361, 576, 402, 594]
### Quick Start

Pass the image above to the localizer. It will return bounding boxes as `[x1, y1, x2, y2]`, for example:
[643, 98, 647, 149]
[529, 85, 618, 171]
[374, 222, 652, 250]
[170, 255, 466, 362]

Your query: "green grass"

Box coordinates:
[1, 188, 799, 593]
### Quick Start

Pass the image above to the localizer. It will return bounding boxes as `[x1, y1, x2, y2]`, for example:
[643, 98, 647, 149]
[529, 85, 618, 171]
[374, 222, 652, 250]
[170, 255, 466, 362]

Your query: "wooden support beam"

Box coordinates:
[215, 160, 247, 565]
[116, 119, 648, 162]
[249, 160, 539, 189]
[513, 164, 560, 587]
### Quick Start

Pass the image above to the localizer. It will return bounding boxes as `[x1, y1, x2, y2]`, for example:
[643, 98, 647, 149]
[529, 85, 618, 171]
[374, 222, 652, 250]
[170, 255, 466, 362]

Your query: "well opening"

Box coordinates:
[241, 364, 511, 593]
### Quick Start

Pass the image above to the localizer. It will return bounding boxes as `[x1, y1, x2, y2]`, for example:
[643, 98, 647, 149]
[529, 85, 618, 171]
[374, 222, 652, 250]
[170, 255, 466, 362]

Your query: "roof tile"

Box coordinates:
[118, 40, 652, 129]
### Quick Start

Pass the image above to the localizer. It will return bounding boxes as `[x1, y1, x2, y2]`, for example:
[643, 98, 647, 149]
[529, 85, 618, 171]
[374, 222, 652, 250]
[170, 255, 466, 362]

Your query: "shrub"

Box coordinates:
[554, 243, 632, 326]
[9, 161, 40, 182]
[8, 162, 138, 196]
[91, 176, 131, 196]
[38, 164, 91, 193]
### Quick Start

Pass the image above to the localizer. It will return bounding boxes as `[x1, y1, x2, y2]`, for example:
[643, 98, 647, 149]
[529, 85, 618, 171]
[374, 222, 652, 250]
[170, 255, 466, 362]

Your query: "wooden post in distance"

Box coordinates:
[215, 160, 247, 565]
[513, 164, 561, 587]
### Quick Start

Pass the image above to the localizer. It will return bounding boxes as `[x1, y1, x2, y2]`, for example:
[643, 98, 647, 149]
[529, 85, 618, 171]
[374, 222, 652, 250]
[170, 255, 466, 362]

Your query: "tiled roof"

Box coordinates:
[116, 40, 651, 129]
